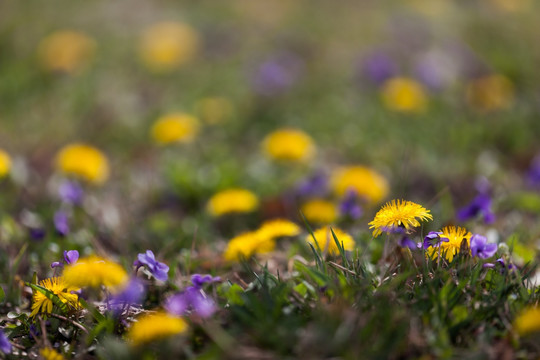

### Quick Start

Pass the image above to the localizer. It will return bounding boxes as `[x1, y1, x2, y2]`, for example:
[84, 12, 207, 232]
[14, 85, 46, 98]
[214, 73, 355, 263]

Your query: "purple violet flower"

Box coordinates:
[251, 52, 304, 96]
[339, 189, 363, 220]
[527, 154, 540, 188]
[296, 172, 328, 197]
[361, 51, 398, 86]
[191, 274, 221, 289]
[0, 329, 11, 354]
[423, 231, 447, 249]
[456, 193, 495, 224]
[54, 211, 70, 236]
[110, 278, 145, 307]
[59, 180, 84, 205]
[29, 228, 46, 241]
[398, 236, 417, 249]
[135, 250, 169, 282]
[64, 250, 79, 264]
[470, 234, 498, 259]
[165, 287, 216, 319]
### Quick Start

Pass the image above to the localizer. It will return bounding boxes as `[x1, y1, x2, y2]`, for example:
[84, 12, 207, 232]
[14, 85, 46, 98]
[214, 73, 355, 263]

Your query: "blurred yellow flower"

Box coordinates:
[63, 256, 128, 292]
[224, 231, 276, 262]
[331, 166, 389, 205]
[301, 199, 337, 224]
[195, 97, 233, 125]
[490, 0, 531, 12]
[40, 348, 65, 360]
[0, 149, 11, 178]
[369, 199, 433, 237]
[466, 74, 514, 112]
[514, 306, 540, 336]
[37, 30, 96, 74]
[381, 77, 428, 113]
[207, 188, 259, 217]
[55, 143, 109, 185]
[427, 226, 472, 262]
[139, 21, 199, 72]
[151, 113, 200, 145]
[262, 128, 315, 162]
[30, 277, 79, 317]
[257, 219, 301, 240]
[306, 226, 355, 255]
[127, 312, 188, 346]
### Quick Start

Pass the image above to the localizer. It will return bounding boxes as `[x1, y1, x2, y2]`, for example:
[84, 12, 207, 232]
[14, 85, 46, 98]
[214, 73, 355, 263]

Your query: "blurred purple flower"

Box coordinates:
[527, 155, 540, 187]
[251, 52, 303, 96]
[339, 189, 363, 219]
[0, 329, 11, 354]
[111, 278, 145, 307]
[398, 236, 417, 249]
[456, 193, 495, 224]
[29, 228, 46, 241]
[54, 211, 70, 236]
[59, 180, 84, 205]
[296, 172, 328, 197]
[470, 234, 498, 259]
[485, 257, 514, 272]
[134, 250, 169, 282]
[165, 287, 216, 319]
[414, 51, 458, 91]
[64, 250, 79, 264]
[361, 51, 397, 85]
[191, 274, 221, 289]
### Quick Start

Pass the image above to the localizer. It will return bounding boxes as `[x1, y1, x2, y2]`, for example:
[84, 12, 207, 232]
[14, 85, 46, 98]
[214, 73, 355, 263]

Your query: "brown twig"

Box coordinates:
[48, 313, 89, 334]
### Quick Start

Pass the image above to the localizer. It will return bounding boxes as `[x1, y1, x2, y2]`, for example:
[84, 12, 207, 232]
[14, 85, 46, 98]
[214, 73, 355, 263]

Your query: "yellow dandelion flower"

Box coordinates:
[195, 97, 233, 125]
[514, 306, 540, 336]
[331, 166, 389, 205]
[207, 188, 259, 217]
[427, 226, 472, 262]
[151, 113, 200, 145]
[256, 219, 301, 240]
[306, 226, 355, 255]
[127, 312, 188, 346]
[55, 143, 109, 185]
[37, 30, 96, 74]
[139, 22, 199, 72]
[40, 348, 65, 360]
[0, 149, 11, 178]
[63, 256, 128, 292]
[301, 199, 337, 224]
[369, 199, 433, 237]
[262, 128, 315, 162]
[30, 277, 79, 318]
[466, 74, 514, 112]
[224, 231, 276, 262]
[381, 77, 428, 113]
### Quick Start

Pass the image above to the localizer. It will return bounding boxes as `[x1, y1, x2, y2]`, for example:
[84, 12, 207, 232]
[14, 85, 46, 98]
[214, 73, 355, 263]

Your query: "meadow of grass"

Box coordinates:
[0, 1, 540, 359]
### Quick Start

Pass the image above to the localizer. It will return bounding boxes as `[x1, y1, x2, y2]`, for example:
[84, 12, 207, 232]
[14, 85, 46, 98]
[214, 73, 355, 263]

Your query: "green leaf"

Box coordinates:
[26, 282, 68, 314]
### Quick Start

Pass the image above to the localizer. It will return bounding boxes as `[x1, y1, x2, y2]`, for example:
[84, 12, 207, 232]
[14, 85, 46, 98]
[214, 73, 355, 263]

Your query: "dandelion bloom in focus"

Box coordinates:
[427, 226, 472, 262]
[63, 256, 128, 292]
[30, 277, 79, 317]
[301, 199, 337, 224]
[262, 128, 315, 162]
[55, 143, 109, 185]
[466, 74, 514, 112]
[139, 22, 199, 72]
[40, 347, 65, 360]
[0, 149, 11, 178]
[37, 30, 96, 74]
[331, 166, 389, 205]
[127, 312, 187, 346]
[207, 188, 259, 217]
[195, 97, 233, 124]
[223, 231, 275, 262]
[381, 77, 428, 113]
[306, 226, 355, 255]
[151, 113, 200, 145]
[256, 219, 301, 240]
[369, 199, 433, 237]
[514, 306, 540, 336]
